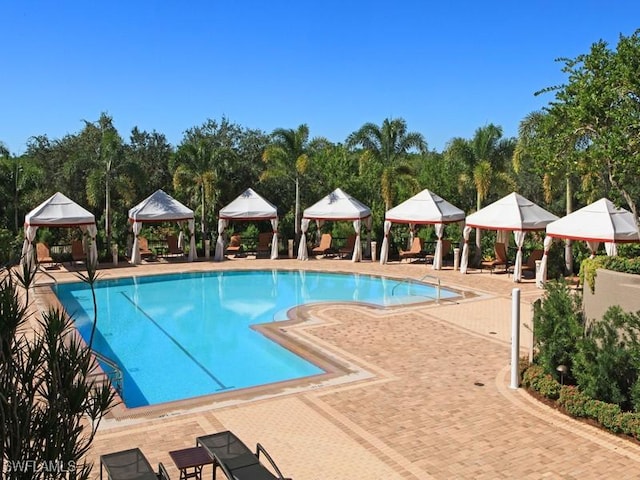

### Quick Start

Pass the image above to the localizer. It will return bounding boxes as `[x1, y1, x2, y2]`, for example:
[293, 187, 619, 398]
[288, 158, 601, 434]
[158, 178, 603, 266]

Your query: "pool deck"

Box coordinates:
[31, 256, 640, 479]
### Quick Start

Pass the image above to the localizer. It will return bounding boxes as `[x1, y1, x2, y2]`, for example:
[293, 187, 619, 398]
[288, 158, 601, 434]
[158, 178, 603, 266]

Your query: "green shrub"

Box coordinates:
[522, 364, 544, 389]
[522, 365, 562, 400]
[572, 306, 640, 411]
[532, 281, 584, 381]
[583, 400, 623, 432]
[558, 385, 590, 417]
[618, 413, 640, 439]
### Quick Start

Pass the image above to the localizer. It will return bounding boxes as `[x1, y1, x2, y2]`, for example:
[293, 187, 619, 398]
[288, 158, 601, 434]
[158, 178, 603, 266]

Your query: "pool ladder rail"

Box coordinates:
[391, 274, 442, 303]
[90, 350, 124, 400]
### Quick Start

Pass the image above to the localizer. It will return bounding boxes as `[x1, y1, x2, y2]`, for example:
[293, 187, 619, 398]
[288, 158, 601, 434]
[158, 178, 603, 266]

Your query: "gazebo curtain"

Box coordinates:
[130, 221, 143, 264]
[214, 219, 227, 261]
[379, 220, 392, 264]
[512, 230, 526, 282]
[460, 225, 472, 273]
[538, 235, 553, 288]
[432, 223, 445, 270]
[352, 219, 362, 262]
[188, 219, 197, 262]
[604, 242, 617, 256]
[84, 224, 98, 267]
[270, 218, 279, 260]
[297, 218, 310, 260]
[21, 225, 38, 270]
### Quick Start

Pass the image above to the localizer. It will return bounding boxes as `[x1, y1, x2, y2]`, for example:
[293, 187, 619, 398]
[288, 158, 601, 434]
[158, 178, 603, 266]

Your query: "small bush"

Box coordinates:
[572, 306, 640, 411]
[532, 281, 583, 381]
[618, 413, 640, 439]
[558, 385, 590, 417]
[522, 365, 562, 400]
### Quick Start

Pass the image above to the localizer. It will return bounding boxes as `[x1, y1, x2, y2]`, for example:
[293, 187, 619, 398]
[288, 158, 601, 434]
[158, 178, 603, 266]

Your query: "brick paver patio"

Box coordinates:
[30, 256, 640, 479]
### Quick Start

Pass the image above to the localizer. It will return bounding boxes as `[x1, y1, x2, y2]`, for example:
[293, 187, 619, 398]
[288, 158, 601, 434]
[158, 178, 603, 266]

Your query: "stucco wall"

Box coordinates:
[583, 268, 640, 321]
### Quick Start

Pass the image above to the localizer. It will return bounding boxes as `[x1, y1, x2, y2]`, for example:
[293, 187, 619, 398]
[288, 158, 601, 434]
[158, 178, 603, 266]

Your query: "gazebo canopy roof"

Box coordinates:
[546, 198, 640, 243]
[303, 188, 371, 221]
[25, 192, 95, 227]
[128, 189, 194, 223]
[219, 188, 277, 220]
[465, 192, 558, 231]
[385, 189, 465, 224]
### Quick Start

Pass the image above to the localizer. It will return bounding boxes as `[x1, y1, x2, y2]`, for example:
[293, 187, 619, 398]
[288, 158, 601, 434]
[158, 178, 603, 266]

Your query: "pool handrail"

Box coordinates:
[391, 274, 441, 302]
[91, 349, 124, 399]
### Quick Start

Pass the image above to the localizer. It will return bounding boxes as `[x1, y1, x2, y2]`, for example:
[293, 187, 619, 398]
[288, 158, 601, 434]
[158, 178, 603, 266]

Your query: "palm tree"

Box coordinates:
[0, 147, 43, 233]
[86, 114, 142, 249]
[445, 124, 515, 259]
[173, 139, 220, 244]
[347, 118, 427, 210]
[261, 125, 312, 243]
[513, 110, 586, 274]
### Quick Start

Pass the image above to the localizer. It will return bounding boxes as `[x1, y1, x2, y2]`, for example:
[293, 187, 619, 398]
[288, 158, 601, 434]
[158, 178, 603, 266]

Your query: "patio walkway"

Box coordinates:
[32, 257, 640, 479]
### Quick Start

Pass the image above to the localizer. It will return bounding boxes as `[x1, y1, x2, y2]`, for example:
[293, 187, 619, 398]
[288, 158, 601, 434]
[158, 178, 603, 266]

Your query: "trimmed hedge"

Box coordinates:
[524, 365, 640, 440]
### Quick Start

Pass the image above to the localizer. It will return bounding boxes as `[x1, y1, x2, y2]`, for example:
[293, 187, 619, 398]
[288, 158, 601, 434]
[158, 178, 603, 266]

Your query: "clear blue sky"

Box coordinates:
[2, 1, 639, 155]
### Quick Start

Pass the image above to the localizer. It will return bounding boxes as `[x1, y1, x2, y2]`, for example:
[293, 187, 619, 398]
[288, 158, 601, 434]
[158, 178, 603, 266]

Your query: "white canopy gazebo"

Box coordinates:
[214, 188, 279, 261]
[128, 189, 196, 264]
[299, 188, 372, 262]
[21, 192, 98, 269]
[380, 189, 465, 269]
[462, 192, 558, 282]
[540, 198, 640, 286]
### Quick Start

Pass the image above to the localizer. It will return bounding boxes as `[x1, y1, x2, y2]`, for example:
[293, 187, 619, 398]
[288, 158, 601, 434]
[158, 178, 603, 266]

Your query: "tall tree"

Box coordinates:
[85, 113, 143, 249]
[444, 124, 515, 257]
[173, 133, 235, 245]
[0, 152, 42, 232]
[127, 127, 173, 198]
[537, 29, 640, 232]
[261, 124, 314, 243]
[347, 118, 427, 210]
[513, 110, 582, 272]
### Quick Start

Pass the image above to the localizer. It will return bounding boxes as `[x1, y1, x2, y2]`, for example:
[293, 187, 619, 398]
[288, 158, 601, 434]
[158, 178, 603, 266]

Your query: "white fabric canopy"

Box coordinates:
[385, 189, 465, 224]
[128, 189, 196, 264]
[302, 188, 372, 262]
[465, 192, 559, 231]
[462, 192, 558, 282]
[22, 192, 98, 269]
[216, 188, 279, 261]
[219, 188, 278, 220]
[381, 189, 464, 267]
[546, 198, 639, 244]
[303, 188, 372, 221]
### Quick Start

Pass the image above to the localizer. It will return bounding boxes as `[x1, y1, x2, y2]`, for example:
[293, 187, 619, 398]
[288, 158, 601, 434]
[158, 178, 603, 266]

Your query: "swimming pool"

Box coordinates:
[55, 270, 457, 408]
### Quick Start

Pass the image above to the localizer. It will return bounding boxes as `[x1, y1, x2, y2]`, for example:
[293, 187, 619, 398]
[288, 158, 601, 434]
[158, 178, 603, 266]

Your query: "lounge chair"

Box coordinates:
[312, 233, 335, 257]
[514, 248, 544, 277]
[197, 430, 290, 480]
[226, 234, 243, 256]
[36, 242, 54, 266]
[256, 232, 272, 258]
[480, 242, 509, 273]
[166, 234, 184, 257]
[137, 237, 155, 259]
[399, 237, 424, 262]
[425, 239, 451, 264]
[71, 239, 85, 263]
[338, 234, 356, 258]
[100, 447, 166, 480]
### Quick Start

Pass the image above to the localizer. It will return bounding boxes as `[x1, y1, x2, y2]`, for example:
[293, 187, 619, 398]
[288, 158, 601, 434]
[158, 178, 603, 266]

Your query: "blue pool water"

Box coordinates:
[55, 270, 457, 407]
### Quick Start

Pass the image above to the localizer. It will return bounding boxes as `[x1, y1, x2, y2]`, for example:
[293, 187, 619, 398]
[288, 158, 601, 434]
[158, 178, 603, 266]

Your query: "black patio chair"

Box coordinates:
[100, 447, 161, 479]
[196, 430, 291, 480]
